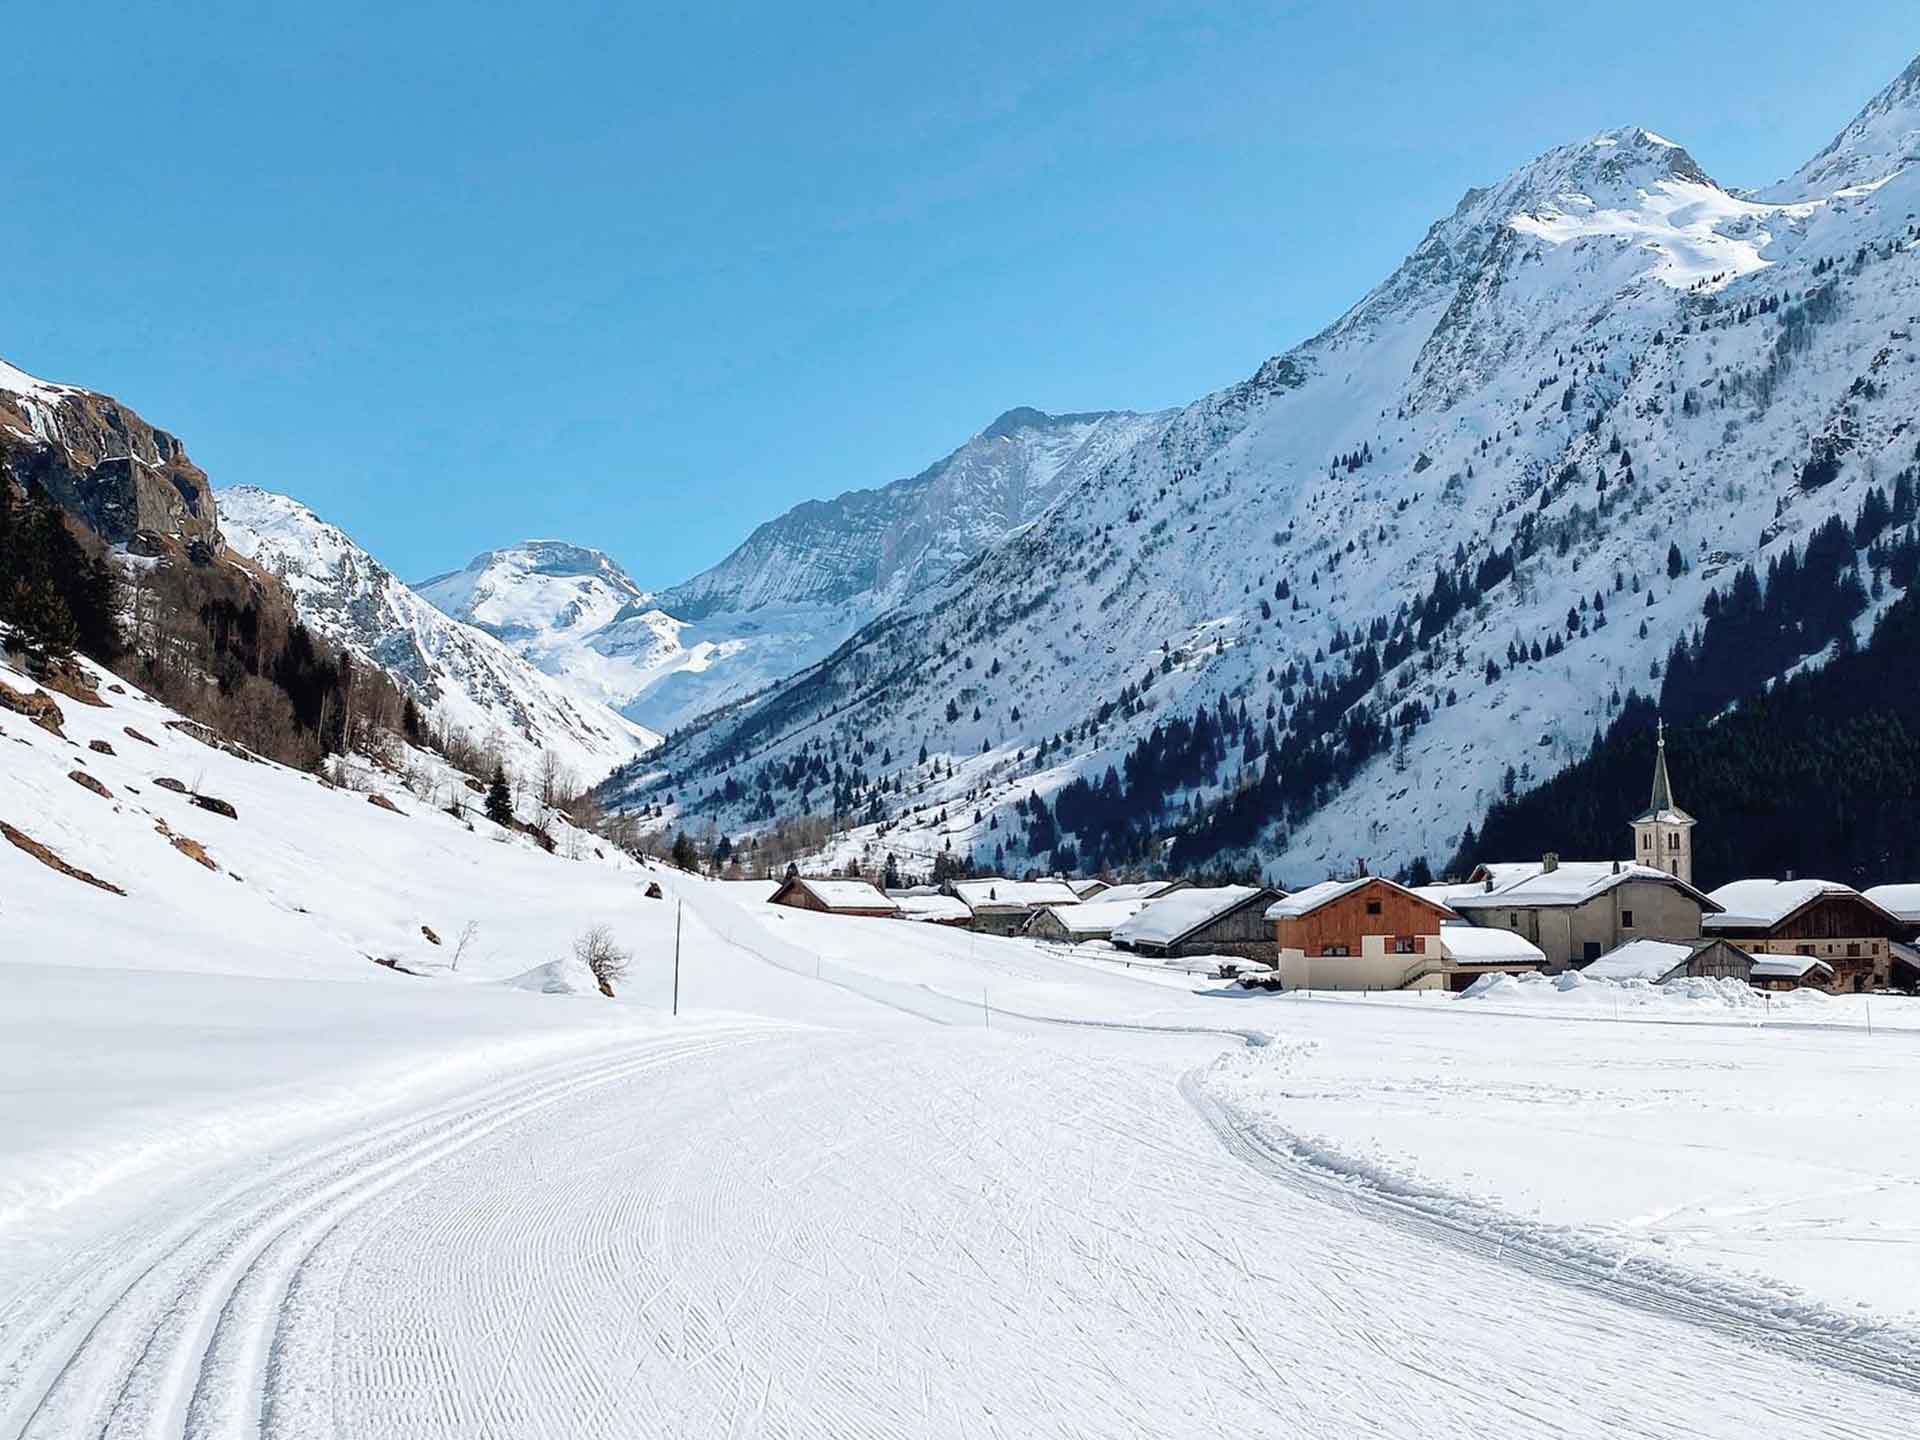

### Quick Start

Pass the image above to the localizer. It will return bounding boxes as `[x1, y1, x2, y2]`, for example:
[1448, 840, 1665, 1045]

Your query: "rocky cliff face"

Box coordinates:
[0, 358, 219, 555]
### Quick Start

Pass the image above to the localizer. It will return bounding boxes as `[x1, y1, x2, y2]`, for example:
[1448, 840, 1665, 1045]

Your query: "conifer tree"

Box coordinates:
[485, 763, 514, 826]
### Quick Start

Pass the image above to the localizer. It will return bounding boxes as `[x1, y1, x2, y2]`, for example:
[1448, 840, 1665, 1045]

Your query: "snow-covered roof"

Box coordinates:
[1067, 879, 1110, 898]
[1750, 954, 1835, 980]
[1265, 878, 1369, 919]
[1113, 886, 1268, 947]
[784, 877, 900, 912]
[1702, 878, 1865, 931]
[1033, 898, 1150, 935]
[951, 878, 1081, 911]
[1452, 861, 1718, 913]
[1091, 880, 1179, 904]
[1413, 881, 1490, 909]
[895, 894, 971, 923]
[1439, 924, 1546, 966]
[1582, 939, 1696, 982]
[1265, 876, 1453, 921]
[1862, 884, 1920, 924]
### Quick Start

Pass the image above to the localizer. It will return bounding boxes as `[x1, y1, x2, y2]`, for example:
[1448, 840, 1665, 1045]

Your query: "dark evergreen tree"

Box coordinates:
[485, 763, 514, 826]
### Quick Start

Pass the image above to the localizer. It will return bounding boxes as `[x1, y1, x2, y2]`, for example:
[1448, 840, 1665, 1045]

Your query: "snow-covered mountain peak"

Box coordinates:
[219, 488, 658, 783]
[418, 540, 651, 645]
[1780, 53, 1920, 198]
[657, 404, 1166, 620]
[978, 405, 1119, 441]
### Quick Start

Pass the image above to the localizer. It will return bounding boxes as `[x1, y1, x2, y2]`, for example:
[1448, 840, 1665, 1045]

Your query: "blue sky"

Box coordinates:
[6, 3, 1915, 586]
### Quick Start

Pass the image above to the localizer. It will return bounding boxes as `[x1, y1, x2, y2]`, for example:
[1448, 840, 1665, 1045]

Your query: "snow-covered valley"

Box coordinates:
[3, 654, 1918, 1437]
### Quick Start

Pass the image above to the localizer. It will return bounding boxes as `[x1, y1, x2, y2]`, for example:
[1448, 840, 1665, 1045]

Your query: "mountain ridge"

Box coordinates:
[605, 57, 1920, 886]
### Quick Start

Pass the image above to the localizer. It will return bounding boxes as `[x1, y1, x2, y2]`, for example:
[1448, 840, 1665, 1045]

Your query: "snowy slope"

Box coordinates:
[218, 488, 658, 785]
[613, 62, 1920, 884]
[422, 408, 1167, 734]
[7, 650, 1920, 1435]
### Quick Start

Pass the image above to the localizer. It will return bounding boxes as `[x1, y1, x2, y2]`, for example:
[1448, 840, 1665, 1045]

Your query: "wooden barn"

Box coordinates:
[1111, 885, 1284, 963]
[1704, 879, 1911, 992]
[768, 876, 901, 918]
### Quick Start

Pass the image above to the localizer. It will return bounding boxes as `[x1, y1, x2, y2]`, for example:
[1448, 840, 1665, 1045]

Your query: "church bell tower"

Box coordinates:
[1630, 718, 1695, 885]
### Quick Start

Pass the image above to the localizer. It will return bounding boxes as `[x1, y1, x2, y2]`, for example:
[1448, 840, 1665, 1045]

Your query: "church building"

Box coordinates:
[1630, 719, 1695, 885]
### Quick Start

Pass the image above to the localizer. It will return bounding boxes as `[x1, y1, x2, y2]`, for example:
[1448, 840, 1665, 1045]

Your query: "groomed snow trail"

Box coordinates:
[7, 1021, 1916, 1439]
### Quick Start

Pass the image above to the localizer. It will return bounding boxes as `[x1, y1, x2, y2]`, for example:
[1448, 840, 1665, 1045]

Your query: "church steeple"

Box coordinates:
[1630, 718, 1695, 884]
[1648, 718, 1676, 814]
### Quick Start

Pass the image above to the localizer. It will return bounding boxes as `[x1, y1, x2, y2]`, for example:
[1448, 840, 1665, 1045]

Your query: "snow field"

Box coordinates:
[7, 661, 1920, 1434]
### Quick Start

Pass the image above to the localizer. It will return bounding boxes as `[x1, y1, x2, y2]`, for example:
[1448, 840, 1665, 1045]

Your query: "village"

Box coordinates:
[766, 724, 1920, 998]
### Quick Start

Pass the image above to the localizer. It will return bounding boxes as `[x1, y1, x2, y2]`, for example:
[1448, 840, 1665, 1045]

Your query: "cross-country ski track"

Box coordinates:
[5, 880, 1918, 1439]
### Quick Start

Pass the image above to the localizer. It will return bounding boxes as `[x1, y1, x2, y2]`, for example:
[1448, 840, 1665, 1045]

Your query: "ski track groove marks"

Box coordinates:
[10, 1023, 1920, 1438]
[1181, 1065, 1920, 1401]
[301, 1031, 1920, 1438]
[0, 1027, 766, 1440]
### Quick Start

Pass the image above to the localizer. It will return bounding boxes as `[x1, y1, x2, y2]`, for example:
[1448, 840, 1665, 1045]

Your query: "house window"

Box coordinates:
[1365, 899, 1382, 916]
[1641, 833, 1650, 850]
[1621, 909, 1634, 929]
[1392, 937, 1415, 954]
[1582, 941, 1602, 963]
[1668, 832, 1678, 850]
[1321, 944, 1350, 957]
[1847, 942, 1861, 958]
[1509, 912, 1520, 926]
[1797, 944, 1815, 956]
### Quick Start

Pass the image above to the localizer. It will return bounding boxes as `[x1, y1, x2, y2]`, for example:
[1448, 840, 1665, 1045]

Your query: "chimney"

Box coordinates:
[1542, 852, 1559, 873]
[1612, 860, 1621, 875]
[1484, 877, 1494, 893]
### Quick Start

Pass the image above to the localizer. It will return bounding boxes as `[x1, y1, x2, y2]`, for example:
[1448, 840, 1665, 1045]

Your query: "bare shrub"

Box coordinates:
[573, 924, 631, 997]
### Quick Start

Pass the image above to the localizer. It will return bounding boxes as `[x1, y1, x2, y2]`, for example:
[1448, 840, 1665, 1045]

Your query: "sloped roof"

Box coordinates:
[1265, 876, 1455, 921]
[1033, 897, 1150, 935]
[1092, 880, 1181, 904]
[1439, 923, 1546, 965]
[1067, 878, 1110, 898]
[1702, 878, 1892, 931]
[951, 878, 1082, 911]
[1452, 861, 1719, 913]
[895, 894, 972, 923]
[1113, 885, 1273, 947]
[1582, 938, 1696, 982]
[1863, 884, 1920, 923]
[1750, 954, 1836, 980]
[783, 877, 900, 912]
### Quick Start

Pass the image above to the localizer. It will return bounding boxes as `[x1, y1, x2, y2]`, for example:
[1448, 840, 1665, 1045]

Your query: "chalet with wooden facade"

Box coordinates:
[768, 876, 901, 918]
[1111, 885, 1284, 963]
[1266, 877, 1452, 990]
[1703, 879, 1911, 992]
